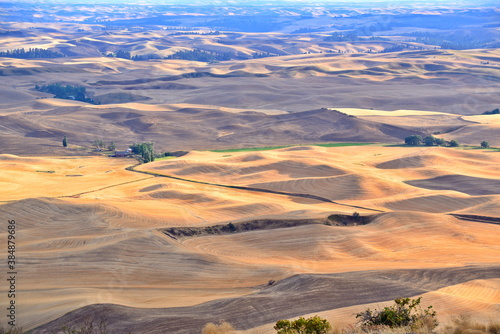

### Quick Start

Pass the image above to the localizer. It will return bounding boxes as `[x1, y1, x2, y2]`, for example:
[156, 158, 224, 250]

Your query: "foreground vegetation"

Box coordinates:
[355, 297, 437, 332]
[1, 295, 498, 334]
[199, 297, 499, 334]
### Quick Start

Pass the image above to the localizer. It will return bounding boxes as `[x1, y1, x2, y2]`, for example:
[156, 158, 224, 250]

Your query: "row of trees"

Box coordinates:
[324, 31, 361, 42]
[405, 135, 493, 149]
[252, 52, 278, 59]
[404, 135, 459, 147]
[107, 50, 162, 61]
[169, 30, 221, 36]
[0, 48, 65, 59]
[166, 49, 234, 62]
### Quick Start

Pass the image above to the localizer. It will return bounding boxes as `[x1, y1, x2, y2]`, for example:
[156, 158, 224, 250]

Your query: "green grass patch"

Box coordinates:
[383, 144, 411, 147]
[210, 142, 373, 153]
[315, 142, 373, 148]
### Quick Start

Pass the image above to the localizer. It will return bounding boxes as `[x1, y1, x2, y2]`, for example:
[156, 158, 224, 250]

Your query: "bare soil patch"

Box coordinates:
[406, 174, 500, 196]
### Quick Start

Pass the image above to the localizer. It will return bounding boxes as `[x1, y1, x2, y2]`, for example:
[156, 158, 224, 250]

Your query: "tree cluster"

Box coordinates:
[324, 31, 361, 42]
[404, 135, 458, 147]
[0, 48, 65, 59]
[35, 83, 95, 104]
[381, 44, 408, 53]
[93, 139, 106, 149]
[252, 52, 277, 59]
[107, 51, 162, 61]
[115, 50, 132, 60]
[481, 141, 490, 149]
[166, 49, 234, 62]
[93, 140, 115, 151]
[483, 108, 499, 115]
[112, 49, 236, 62]
[292, 27, 325, 34]
[170, 31, 220, 36]
[130, 142, 155, 163]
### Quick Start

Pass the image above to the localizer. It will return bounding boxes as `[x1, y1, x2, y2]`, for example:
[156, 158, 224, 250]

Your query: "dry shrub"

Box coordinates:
[0, 326, 24, 334]
[355, 297, 437, 333]
[337, 322, 442, 334]
[201, 321, 236, 334]
[442, 315, 500, 334]
[488, 322, 500, 334]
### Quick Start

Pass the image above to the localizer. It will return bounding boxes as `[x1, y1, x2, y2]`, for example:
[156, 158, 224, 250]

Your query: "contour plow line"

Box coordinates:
[57, 176, 155, 199]
[126, 163, 386, 213]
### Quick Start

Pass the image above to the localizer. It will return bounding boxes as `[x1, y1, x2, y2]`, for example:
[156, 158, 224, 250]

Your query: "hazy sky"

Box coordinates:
[21, 0, 494, 4]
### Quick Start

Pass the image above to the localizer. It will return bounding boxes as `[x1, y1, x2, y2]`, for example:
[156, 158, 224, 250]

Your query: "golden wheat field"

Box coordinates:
[1, 143, 499, 333]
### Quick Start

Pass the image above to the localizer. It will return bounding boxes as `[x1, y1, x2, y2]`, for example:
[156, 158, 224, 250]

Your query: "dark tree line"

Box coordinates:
[169, 31, 220, 36]
[292, 27, 325, 34]
[483, 108, 499, 115]
[252, 52, 277, 59]
[324, 32, 361, 42]
[404, 135, 459, 147]
[35, 83, 95, 104]
[130, 54, 162, 61]
[0, 48, 65, 59]
[166, 49, 233, 62]
[381, 45, 408, 53]
[115, 50, 132, 60]
[109, 49, 235, 62]
[404, 32, 495, 50]
[324, 32, 390, 42]
[107, 50, 162, 61]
